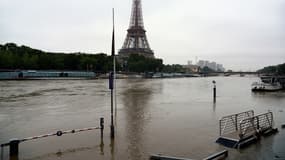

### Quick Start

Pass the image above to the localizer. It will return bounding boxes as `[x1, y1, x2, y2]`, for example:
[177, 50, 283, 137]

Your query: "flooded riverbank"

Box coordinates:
[0, 77, 284, 160]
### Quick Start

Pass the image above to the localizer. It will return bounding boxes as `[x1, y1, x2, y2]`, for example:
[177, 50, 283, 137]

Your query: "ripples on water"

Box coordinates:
[0, 77, 284, 160]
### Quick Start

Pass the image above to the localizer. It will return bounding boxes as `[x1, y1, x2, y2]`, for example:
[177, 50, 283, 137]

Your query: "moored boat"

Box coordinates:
[252, 76, 284, 92]
[251, 82, 282, 92]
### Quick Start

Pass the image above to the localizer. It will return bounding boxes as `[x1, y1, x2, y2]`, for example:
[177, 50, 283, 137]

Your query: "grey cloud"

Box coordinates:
[0, 0, 284, 71]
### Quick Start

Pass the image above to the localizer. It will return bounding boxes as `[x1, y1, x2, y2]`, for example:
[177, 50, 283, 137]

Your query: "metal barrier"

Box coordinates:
[1, 118, 104, 158]
[239, 116, 258, 138]
[257, 112, 274, 132]
[219, 110, 254, 136]
[239, 112, 274, 138]
[217, 111, 276, 148]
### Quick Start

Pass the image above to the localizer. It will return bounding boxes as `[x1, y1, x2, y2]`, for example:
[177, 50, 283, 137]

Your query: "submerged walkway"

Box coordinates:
[216, 110, 278, 148]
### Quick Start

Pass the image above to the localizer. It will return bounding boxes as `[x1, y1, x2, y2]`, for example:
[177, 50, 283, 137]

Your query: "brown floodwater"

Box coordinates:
[0, 77, 284, 160]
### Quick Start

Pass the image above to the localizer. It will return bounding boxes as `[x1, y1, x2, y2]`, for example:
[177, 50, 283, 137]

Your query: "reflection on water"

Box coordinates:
[251, 91, 285, 99]
[109, 138, 115, 160]
[22, 145, 100, 160]
[121, 79, 154, 160]
[212, 102, 216, 112]
[0, 77, 285, 160]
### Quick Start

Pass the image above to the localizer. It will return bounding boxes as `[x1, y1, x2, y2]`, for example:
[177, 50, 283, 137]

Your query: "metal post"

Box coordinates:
[219, 120, 222, 136]
[235, 114, 238, 131]
[9, 139, 20, 157]
[256, 116, 259, 131]
[212, 80, 216, 103]
[109, 72, 115, 139]
[1, 145, 4, 160]
[110, 8, 116, 139]
[100, 118, 104, 139]
[100, 117, 104, 155]
[111, 83, 115, 139]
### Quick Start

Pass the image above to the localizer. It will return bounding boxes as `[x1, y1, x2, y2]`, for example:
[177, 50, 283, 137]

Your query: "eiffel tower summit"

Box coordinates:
[119, 0, 154, 59]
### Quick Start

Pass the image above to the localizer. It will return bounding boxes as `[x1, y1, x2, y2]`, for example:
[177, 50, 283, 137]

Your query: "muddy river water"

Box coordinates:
[0, 76, 284, 160]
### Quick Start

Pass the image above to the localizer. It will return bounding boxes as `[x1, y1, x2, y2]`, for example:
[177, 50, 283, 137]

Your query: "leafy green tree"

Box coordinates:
[257, 63, 285, 75]
[0, 43, 165, 73]
[162, 64, 185, 73]
[277, 63, 285, 75]
[124, 54, 163, 73]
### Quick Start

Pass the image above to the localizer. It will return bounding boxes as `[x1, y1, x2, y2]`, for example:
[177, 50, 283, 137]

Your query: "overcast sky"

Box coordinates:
[1, 0, 284, 71]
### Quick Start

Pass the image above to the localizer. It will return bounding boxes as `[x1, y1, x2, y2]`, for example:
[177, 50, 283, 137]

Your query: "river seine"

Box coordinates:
[0, 76, 284, 160]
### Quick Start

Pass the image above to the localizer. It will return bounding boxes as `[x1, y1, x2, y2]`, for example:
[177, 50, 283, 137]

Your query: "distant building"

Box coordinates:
[187, 60, 193, 65]
[197, 60, 206, 68]
[205, 61, 210, 68]
[196, 60, 225, 72]
[217, 64, 225, 72]
[183, 64, 200, 73]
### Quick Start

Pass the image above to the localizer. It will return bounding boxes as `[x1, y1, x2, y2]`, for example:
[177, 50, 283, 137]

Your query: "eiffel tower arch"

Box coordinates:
[119, 0, 154, 59]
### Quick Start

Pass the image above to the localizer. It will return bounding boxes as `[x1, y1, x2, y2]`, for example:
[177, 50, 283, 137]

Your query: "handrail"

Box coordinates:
[221, 119, 229, 136]
[219, 110, 254, 136]
[220, 110, 254, 120]
[239, 112, 273, 138]
[1, 118, 104, 158]
[239, 117, 257, 138]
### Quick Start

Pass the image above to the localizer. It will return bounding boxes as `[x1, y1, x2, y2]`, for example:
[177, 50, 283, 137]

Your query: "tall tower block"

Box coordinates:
[119, 0, 154, 58]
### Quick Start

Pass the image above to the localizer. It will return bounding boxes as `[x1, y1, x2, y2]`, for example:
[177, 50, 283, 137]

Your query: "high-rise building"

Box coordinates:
[209, 62, 217, 71]
[196, 60, 225, 71]
[217, 64, 225, 72]
[119, 0, 154, 59]
[197, 60, 206, 68]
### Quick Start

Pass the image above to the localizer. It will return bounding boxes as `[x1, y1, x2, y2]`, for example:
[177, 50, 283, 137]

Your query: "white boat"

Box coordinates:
[251, 81, 282, 92]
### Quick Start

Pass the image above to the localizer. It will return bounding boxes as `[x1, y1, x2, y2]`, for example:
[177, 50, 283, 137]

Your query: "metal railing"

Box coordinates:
[239, 112, 274, 138]
[257, 112, 274, 132]
[239, 116, 258, 138]
[219, 110, 254, 136]
[1, 118, 104, 159]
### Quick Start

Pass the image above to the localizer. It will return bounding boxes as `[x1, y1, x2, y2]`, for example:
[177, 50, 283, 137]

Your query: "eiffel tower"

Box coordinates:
[119, 0, 154, 59]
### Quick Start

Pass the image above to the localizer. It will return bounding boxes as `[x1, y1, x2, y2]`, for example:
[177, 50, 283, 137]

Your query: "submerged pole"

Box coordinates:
[109, 8, 116, 139]
[9, 139, 20, 158]
[213, 80, 216, 103]
[100, 117, 104, 139]
[109, 72, 115, 139]
[100, 117, 105, 155]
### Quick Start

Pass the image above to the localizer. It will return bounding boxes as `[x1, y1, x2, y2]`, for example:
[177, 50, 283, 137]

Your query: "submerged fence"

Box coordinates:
[1, 118, 104, 159]
[217, 110, 276, 149]
[219, 110, 274, 139]
[239, 112, 274, 138]
[219, 110, 254, 136]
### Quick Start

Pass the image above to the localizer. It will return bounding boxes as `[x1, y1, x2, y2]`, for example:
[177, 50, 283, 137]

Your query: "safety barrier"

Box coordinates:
[239, 116, 258, 138]
[239, 112, 274, 138]
[1, 118, 104, 159]
[217, 111, 277, 148]
[219, 110, 254, 136]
